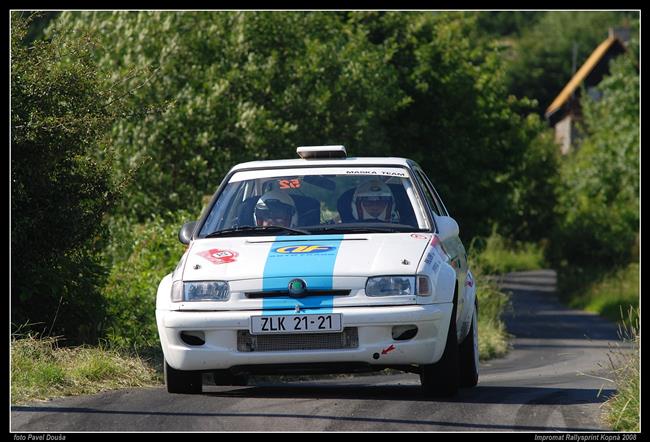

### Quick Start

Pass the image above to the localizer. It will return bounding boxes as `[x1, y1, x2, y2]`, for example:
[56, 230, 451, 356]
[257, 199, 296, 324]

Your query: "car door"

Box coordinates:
[412, 167, 470, 324]
[423, 172, 468, 275]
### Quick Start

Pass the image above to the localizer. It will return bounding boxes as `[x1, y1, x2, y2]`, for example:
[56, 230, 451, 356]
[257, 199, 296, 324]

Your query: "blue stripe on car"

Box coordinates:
[262, 235, 344, 315]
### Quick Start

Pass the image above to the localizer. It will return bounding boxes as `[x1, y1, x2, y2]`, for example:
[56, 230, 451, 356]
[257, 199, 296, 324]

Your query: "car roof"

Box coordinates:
[230, 156, 414, 172]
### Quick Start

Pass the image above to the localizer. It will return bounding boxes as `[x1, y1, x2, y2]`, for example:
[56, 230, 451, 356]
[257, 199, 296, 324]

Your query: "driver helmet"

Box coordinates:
[351, 179, 398, 222]
[253, 190, 298, 227]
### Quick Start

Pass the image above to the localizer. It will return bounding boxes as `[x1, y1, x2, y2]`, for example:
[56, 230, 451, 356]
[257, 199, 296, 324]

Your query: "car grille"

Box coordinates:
[237, 328, 359, 352]
[245, 290, 351, 299]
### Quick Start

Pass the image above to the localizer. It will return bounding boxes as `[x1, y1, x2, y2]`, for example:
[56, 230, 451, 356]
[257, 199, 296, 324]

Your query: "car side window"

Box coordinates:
[421, 172, 449, 216]
[414, 169, 441, 216]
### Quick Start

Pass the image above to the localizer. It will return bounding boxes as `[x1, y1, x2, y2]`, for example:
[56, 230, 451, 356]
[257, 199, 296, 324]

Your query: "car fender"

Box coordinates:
[458, 270, 477, 342]
[416, 235, 456, 305]
[156, 273, 175, 311]
[430, 262, 456, 304]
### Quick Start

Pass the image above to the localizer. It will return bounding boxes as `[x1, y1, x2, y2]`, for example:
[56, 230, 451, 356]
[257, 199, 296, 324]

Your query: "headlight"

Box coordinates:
[171, 281, 230, 302]
[366, 276, 415, 297]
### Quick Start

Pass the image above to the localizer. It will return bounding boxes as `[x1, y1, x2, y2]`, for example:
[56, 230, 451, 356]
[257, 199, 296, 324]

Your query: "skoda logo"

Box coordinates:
[288, 279, 307, 297]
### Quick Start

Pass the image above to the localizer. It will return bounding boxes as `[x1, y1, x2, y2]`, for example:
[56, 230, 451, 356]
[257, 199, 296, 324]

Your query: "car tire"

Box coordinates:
[213, 370, 249, 386]
[419, 295, 460, 397]
[459, 302, 479, 388]
[164, 360, 202, 394]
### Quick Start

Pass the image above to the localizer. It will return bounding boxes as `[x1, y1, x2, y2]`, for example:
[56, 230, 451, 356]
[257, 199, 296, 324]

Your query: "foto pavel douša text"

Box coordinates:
[14, 435, 66, 441]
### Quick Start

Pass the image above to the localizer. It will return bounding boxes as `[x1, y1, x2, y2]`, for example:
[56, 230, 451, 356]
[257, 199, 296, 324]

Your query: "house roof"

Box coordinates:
[545, 36, 625, 119]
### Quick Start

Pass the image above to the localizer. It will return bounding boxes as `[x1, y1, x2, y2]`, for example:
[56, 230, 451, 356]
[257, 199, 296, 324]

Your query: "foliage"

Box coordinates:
[475, 275, 511, 361]
[547, 43, 639, 433]
[11, 14, 131, 343]
[101, 212, 189, 349]
[17, 11, 60, 44]
[467, 239, 513, 360]
[560, 263, 638, 324]
[473, 11, 542, 38]
[550, 53, 639, 271]
[470, 227, 546, 275]
[11, 331, 160, 405]
[50, 11, 406, 223]
[347, 12, 559, 242]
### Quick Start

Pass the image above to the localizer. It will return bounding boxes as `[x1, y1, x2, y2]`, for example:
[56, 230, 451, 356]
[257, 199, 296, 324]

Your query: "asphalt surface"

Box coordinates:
[11, 270, 627, 432]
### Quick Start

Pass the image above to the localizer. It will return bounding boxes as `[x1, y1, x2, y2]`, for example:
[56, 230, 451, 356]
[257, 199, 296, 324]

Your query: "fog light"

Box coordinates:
[392, 325, 418, 341]
[180, 331, 205, 346]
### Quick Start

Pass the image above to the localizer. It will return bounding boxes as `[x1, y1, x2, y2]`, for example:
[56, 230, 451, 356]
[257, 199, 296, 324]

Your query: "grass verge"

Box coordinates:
[601, 308, 640, 432]
[470, 229, 546, 275]
[11, 333, 161, 405]
[476, 284, 511, 361]
[557, 263, 639, 431]
[468, 230, 536, 361]
[560, 263, 639, 324]
[474, 267, 512, 360]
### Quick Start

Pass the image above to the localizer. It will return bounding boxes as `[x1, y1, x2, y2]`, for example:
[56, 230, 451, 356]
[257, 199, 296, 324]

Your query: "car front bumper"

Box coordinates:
[156, 303, 453, 371]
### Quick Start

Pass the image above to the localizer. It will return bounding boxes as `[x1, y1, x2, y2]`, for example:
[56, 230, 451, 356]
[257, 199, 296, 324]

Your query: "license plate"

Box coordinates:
[250, 314, 342, 334]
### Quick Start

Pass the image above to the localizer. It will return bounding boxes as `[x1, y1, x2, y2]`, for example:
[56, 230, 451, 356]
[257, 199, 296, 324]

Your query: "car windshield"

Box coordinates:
[198, 166, 431, 237]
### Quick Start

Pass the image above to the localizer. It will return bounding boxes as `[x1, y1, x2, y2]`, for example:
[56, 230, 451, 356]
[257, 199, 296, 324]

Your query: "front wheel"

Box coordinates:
[164, 360, 202, 394]
[419, 302, 460, 397]
[459, 303, 479, 387]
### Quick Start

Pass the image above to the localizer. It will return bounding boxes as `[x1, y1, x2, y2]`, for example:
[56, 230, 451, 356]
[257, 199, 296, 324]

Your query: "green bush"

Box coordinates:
[101, 212, 190, 349]
[550, 53, 639, 272]
[358, 12, 559, 242]
[50, 11, 406, 223]
[11, 13, 131, 343]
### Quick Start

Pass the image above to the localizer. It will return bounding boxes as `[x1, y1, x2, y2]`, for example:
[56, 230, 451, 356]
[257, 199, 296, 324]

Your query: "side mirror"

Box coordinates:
[178, 221, 197, 245]
[435, 216, 459, 242]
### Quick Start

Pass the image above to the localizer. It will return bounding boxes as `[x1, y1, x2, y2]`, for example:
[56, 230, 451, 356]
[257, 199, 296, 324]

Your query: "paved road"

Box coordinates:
[11, 270, 626, 432]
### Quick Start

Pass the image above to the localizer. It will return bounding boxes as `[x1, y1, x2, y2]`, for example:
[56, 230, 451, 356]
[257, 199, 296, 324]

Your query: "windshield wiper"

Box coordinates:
[309, 224, 429, 234]
[204, 225, 310, 238]
[310, 226, 401, 234]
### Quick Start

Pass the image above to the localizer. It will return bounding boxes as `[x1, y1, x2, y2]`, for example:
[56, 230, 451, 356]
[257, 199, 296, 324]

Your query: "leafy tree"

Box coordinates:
[101, 212, 189, 349]
[473, 11, 543, 38]
[551, 51, 639, 270]
[11, 14, 129, 343]
[19, 11, 60, 43]
[50, 11, 406, 222]
[346, 12, 559, 241]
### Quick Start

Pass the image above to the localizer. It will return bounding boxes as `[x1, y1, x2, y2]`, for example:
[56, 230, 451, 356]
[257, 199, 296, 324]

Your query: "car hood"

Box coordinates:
[182, 233, 432, 283]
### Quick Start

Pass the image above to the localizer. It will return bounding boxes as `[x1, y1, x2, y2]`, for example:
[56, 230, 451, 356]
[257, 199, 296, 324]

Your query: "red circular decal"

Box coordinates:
[197, 248, 238, 265]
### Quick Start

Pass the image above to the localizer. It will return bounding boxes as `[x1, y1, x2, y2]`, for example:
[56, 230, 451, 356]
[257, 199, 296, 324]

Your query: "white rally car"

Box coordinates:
[156, 146, 478, 396]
